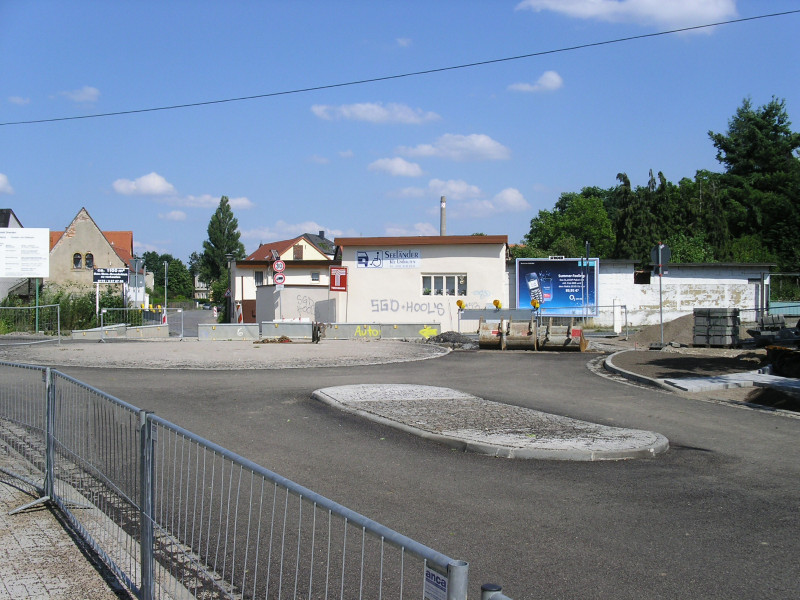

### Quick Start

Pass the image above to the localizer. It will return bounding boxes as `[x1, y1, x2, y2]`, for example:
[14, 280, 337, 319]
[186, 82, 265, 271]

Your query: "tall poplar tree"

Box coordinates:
[199, 196, 246, 284]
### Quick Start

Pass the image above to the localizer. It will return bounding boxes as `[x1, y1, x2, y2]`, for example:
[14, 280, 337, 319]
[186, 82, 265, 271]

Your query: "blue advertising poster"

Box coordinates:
[516, 258, 598, 316]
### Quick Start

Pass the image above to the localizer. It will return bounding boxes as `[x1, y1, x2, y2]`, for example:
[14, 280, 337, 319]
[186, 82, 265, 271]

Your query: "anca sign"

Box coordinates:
[330, 266, 347, 292]
[516, 257, 598, 317]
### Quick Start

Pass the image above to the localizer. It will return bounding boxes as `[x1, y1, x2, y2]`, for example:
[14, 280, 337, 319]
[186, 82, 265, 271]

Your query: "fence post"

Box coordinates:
[43, 368, 55, 500]
[139, 411, 155, 600]
[447, 560, 469, 600]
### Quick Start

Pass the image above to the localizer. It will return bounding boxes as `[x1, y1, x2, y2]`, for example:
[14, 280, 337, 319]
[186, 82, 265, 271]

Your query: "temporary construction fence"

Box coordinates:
[0, 360, 474, 600]
[100, 307, 185, 339]
[0, 304, 61, 342]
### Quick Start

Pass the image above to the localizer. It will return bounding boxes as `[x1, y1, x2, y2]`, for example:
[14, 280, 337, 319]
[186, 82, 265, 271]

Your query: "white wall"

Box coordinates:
[341, 243, 506, 331]
[595, 263, 765, 326]
[500, 261, 767, 328]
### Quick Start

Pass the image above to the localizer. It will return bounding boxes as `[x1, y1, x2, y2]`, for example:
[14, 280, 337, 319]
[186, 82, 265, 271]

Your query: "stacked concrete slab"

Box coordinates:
[693, 308, 739, 348]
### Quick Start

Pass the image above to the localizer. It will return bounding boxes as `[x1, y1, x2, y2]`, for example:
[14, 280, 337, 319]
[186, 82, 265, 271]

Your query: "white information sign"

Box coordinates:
[356, 249, 421, 269]
[424, 566, 448, 600]
[0, 228, 50, 278]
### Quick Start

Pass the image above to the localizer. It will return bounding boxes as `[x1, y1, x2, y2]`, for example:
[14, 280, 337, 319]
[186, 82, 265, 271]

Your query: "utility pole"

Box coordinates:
[163, 261, 168, 321]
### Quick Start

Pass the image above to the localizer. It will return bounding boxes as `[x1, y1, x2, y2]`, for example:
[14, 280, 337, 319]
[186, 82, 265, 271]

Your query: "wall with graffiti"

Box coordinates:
[340, 241, 508, 332]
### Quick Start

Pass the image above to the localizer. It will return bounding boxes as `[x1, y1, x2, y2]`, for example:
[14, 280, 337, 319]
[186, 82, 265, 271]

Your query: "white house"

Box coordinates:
[254, 235, 509, 330]
[230, 232, 335, 323]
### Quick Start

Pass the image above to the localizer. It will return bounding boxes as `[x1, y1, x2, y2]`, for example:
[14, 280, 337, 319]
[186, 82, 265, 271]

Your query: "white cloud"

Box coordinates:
[428, 179, 483, 200]
[398, 134, 511, 161]
[113, 172, 176, 196]
[515, 0, 737, 29]
[396, 38, 413, 47]
[311, 102, 440, 124]
[492, 188, 530, 211]
[508, 70, 564, 93]
[369, 157, 424, 177]
[385, 222, 438, 236]
[180, 194, 253, 210]
[228, 196, 254, 210]
[112, 175, 253, 210]
[8, 96, 30, 106]
[159, 210, 187, 221]
[241, 220, 342, 243]
[133, 240, 165, 255]
[58, 85, 100, 103]
[457, 188, 530, 218]
[395, 182, 528, 218]
[396, 179, 482, 201]
[0, 174, 14, 194]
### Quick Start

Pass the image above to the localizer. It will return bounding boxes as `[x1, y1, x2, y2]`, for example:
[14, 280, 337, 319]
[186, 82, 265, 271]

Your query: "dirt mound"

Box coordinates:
[426, 331, 478, 349]
[630, 314, 695, 346]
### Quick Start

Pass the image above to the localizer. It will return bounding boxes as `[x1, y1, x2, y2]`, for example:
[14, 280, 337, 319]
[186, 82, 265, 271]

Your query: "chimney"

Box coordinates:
[319, 230, 325, 238]
[439, 196, 446, 236]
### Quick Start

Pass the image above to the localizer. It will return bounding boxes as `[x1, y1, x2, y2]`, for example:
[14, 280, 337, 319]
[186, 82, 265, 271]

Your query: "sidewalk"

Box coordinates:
[0, 460, 131, 600]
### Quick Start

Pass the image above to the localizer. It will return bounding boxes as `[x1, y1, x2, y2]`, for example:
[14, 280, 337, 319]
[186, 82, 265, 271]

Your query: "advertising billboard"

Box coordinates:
[516, 257, 598, 316]
[0, 228, 50, 278]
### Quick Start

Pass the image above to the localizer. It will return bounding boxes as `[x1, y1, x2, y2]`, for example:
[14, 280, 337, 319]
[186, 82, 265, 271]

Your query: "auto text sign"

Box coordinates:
[423, 566, 448, 600]
[0, 228, 50, 278]
[356, 249, 420, 269]
[93, 268, 129, 284]
[329, 266, 347, 292]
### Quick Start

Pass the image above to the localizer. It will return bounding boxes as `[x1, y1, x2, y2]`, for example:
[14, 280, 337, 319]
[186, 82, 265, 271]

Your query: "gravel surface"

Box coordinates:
[0, 338, 450, 370]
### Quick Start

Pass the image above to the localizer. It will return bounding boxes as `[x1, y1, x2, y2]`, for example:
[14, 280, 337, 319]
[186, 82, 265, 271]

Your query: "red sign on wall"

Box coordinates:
[329, 266, 348, 292]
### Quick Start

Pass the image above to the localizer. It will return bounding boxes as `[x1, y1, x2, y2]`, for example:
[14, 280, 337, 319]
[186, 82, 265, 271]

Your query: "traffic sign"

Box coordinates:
[273, 260, 286, 272]
[274, 272, 286, 285]
[330, 266, 347, 292]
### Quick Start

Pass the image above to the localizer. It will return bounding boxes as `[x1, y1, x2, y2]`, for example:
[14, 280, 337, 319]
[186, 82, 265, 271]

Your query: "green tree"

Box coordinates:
[612, 172, 657, 263]
[524, 191, 615, 258]
[188, 251, 201, 277]
[664, 232, 715, 263]
[167, 260, 193, 299]
[199, 196, 246, 284]
[709, 97, 800, 270]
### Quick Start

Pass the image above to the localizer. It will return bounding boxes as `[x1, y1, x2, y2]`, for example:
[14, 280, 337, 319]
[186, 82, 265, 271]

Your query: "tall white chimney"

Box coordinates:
[440, 196, 446, 236]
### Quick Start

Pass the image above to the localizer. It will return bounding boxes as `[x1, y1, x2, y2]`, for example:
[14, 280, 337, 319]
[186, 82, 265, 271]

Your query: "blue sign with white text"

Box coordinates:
[516, 258, 598, 316]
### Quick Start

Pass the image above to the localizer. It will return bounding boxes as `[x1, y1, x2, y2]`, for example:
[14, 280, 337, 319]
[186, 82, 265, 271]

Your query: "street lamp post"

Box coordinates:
[163, 260, 169, 323]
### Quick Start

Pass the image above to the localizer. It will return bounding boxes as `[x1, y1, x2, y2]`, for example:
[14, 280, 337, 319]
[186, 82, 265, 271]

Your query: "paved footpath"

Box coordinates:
[0, 461, 130, 600]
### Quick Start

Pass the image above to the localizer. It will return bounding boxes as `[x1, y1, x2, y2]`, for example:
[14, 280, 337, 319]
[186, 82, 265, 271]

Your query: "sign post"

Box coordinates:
[93, 268, 130, 315]
[651, 243, 671, 346]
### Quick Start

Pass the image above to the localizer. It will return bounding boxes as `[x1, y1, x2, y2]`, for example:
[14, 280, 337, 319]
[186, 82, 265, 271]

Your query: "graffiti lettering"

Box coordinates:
[370, 299, 445, 316]
[296, 295, 315, 315]
[353, 325, 381, 338]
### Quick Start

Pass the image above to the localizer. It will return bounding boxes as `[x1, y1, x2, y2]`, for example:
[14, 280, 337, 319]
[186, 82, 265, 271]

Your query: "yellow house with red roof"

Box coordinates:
[48, 207, 135, 292]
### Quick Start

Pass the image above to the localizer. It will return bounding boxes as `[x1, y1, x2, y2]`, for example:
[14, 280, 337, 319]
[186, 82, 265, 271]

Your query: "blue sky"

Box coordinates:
[2, 1, 799, 262]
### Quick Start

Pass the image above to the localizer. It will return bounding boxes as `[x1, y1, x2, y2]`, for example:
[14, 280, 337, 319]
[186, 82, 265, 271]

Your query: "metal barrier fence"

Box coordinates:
[0, 361, 472, 600]
[101, 307, 185, 339]
[0, 304, 61, 343]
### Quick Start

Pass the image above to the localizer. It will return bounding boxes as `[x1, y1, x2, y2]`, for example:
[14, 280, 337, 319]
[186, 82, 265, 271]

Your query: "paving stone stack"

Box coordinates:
[693, 308, 740, 348]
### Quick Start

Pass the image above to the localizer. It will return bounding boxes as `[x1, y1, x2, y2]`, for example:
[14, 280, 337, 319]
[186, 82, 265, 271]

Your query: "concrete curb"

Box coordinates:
[312, 385, 669, 461]
[604, 349, 676, 391]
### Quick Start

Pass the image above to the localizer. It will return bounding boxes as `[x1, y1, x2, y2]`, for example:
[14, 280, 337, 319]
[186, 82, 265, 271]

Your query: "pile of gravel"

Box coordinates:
[630, 314, 695, 346]
[424, 331, 479, 350]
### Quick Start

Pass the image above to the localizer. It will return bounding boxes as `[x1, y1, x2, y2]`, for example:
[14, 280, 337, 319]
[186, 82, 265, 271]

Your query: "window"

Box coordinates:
[422, 274, 467, 296]
[254, 271, 264, 286]
[85, 253, 94, 269]
[311, 271, 320, 282]
[293, 244, 304, 260]
[73, 253, 82, 269]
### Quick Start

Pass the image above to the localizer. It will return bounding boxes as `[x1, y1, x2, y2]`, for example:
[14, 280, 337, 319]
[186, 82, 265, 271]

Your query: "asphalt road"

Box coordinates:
[60, 351, 800, 600]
